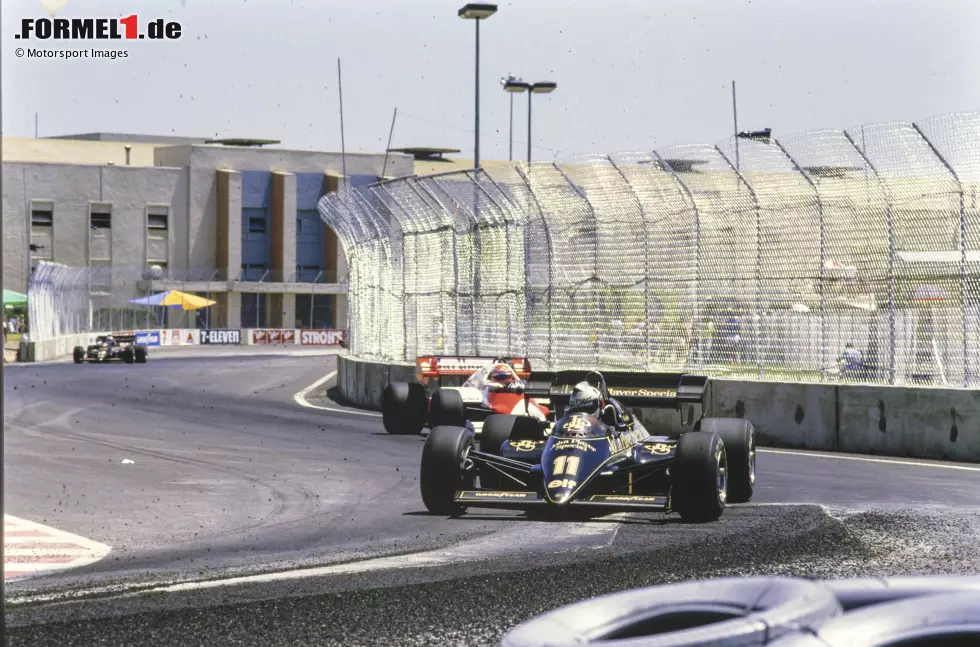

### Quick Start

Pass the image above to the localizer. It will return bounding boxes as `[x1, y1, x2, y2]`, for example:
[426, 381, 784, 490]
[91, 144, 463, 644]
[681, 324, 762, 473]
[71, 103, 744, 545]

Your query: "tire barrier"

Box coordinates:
[500, 576, 842, 647]
[500, 576, 980, 647]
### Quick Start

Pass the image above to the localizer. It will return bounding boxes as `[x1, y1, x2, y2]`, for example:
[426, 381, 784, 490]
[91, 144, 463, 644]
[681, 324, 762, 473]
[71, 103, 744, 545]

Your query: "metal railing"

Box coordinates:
[318, 110, 980, 387]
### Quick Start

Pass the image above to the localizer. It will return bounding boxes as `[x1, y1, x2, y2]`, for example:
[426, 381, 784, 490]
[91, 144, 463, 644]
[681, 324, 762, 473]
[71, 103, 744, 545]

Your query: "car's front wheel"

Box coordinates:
[73, 346, 85, 364]
[671, 431, 727, 522]
[420, 426, 474, 515]
[479, 414, 517, 489]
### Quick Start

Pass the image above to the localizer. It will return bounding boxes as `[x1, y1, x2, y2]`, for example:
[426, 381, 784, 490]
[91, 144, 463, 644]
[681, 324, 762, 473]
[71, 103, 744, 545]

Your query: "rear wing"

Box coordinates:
[415, 356, 531, 382]
[96, 334, 137, 344]
[524, 370, 708, 424]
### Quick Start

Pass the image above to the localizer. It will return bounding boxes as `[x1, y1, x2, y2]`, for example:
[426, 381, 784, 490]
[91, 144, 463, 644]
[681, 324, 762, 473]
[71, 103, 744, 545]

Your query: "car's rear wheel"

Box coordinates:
[382, 382, 427, 435]
[429, 388, 466, 429]
[671, 431, 727, 522]
[135, 345, 148, 364]
[699, 418, 754, 503]
[73, 346, 85, 364]
[123, 347, 135, 364]
[420, 426, 474, 515]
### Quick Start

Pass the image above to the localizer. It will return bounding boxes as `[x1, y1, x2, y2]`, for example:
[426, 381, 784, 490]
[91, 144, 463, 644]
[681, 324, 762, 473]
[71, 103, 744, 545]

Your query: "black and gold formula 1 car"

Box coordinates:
[73, 334, 148, 364]
[419, 370, 756, 522]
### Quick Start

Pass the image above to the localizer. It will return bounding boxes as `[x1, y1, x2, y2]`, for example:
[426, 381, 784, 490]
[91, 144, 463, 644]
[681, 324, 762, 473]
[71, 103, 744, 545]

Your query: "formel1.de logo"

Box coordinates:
[16, 14, 182, 40]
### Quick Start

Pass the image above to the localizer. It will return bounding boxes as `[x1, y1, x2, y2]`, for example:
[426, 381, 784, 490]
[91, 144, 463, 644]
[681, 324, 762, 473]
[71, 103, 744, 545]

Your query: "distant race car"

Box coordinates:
[381, 356, 550, 436]
[73, 334, 148, 364]
[419, 370, 756, 522]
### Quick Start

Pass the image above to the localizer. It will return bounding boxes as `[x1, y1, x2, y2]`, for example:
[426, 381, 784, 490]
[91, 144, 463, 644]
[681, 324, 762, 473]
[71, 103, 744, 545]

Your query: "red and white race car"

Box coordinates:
[381, 356, 551, 436]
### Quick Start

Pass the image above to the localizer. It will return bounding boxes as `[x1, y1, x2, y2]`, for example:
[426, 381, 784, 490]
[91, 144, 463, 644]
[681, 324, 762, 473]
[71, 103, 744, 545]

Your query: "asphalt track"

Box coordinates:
[4, 351, 980, 646]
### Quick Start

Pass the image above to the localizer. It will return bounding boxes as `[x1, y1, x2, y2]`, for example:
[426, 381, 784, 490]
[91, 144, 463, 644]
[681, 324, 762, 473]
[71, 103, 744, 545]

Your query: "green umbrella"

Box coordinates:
[3, 289, 28, 305]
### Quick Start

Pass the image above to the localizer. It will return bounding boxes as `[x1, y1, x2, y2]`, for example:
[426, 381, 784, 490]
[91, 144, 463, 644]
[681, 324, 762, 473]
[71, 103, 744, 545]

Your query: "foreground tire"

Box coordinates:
[479, 414, 518, 489]
[428, 388, 466, 429]
[420, 426, 474, 515]
[700, 417, 755, 503]
[671, 431, 727, 522]
[382, 382, 427, 435]
[73, 346, 85, 364]
[135, 345, 148, 364]
[123, 347, 135, 364]
[773, 590, 980, 647]
[501, 576, 841, 647]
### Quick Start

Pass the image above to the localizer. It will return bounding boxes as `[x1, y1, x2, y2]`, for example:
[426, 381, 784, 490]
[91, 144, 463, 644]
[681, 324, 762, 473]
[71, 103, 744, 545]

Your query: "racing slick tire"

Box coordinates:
[135, 344, 148, 364]
[428, 388, 466, 429]
[479, 414, 542, 489]
[73, 346, 85, 364]
[671, 431, 727, 523]
[768, 590, 980, 647]
[479, 414, 517, 489]
[501, 576, 841, 647]
[382, 382, 427, 435]
[699, 417, 755, 503]
[420, 426, 474, 515]
[123, 346, 135, 364]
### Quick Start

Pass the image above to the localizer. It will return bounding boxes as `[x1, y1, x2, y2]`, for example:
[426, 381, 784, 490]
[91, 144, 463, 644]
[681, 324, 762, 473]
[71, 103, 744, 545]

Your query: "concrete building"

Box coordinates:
[2, 134, 413, 330]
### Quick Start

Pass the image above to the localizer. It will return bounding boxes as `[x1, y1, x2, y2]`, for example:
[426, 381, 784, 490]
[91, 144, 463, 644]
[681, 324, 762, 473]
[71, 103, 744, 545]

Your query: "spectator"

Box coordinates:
[840, 342, 863, 372]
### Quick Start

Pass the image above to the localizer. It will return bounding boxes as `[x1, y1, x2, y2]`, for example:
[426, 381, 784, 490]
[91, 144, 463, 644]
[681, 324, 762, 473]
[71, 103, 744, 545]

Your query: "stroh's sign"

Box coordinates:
[300, 329, 345, 346]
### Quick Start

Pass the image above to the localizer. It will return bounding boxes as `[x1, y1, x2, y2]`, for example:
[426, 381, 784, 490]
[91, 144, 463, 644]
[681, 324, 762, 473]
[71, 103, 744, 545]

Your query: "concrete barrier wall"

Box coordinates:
[837, 385, 980, 462]
[26, 333, 96, 362]
[710, 380, 839, 451]
[337, 355, 980, 462]
[337, 355, 415, 410]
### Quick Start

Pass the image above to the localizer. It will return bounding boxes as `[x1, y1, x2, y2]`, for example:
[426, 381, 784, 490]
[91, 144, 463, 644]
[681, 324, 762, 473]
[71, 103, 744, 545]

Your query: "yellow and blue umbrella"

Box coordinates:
[128, 289, 216, 311]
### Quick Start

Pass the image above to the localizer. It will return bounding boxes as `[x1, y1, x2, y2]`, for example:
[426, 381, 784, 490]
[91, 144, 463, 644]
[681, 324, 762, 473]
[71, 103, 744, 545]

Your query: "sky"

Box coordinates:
[2, 0, 979, 161]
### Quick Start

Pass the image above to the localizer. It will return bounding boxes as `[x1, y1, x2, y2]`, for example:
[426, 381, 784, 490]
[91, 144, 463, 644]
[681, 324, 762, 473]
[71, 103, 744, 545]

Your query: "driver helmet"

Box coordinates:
[568, 381, 603, 414]
[490, 363, 517, 385]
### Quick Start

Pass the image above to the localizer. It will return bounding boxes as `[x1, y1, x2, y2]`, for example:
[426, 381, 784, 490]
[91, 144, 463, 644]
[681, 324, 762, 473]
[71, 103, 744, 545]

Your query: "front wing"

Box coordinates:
[454, 489, 668, 512]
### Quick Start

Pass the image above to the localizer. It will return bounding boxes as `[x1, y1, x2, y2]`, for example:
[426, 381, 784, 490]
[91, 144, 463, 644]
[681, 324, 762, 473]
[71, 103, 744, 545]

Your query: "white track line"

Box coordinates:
[758, 448, 980, 472]
[293, 370, 382, 417]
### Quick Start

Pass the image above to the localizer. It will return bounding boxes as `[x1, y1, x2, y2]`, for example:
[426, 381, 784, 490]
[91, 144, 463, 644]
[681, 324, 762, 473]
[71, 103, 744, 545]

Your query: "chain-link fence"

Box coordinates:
[319, 110, 980, 387]
[27, 263, 240, 339]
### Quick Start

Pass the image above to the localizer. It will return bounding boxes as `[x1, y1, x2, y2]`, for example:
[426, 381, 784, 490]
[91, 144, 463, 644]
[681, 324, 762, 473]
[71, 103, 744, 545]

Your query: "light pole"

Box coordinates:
[458, 3, 497, 169]
[500, 74, 519, 161]
[503, 79, 556, 165]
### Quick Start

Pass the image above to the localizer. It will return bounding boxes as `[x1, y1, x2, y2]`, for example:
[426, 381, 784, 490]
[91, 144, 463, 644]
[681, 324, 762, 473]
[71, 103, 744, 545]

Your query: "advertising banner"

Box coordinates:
[167, 329, 199, 345]
[135, 330, 162, 346]
[200, 329, 242, 345]
[251, 329, 296, 345]
[299, 329, 346, 346]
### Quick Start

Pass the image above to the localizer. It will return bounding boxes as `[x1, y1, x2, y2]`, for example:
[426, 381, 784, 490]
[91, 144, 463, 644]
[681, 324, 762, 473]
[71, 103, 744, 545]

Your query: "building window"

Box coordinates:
[30, 202, 55, 262]
[241, 263, 268, 281]
[296, 264, 321, 282]
[249, 216, 266, 234]
[31, 209, 53, 227]
[148, 206, 169, 230]
[91, 210, 112, 230]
